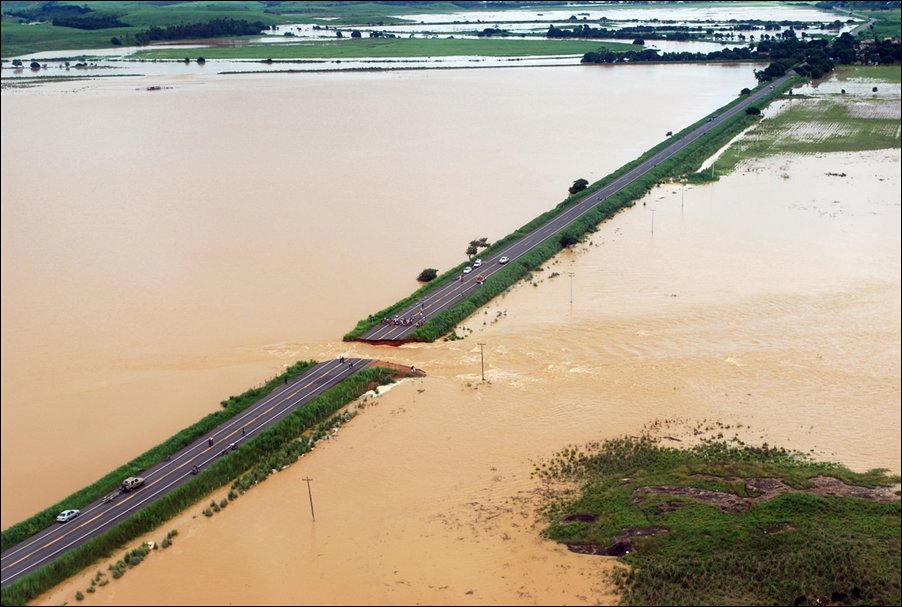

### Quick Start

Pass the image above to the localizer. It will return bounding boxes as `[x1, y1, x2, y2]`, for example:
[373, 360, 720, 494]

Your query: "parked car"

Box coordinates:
[473, 259, 482, 268]
[56, 509, 80, 523]
[498, 256, 510, 264]
[463, 266, 472, 274]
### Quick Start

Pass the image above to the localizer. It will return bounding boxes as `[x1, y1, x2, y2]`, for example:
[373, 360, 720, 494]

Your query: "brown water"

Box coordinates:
[33, 147, 900, 607]
[2, 66, 899, 605]
[1, 64, 757, 525]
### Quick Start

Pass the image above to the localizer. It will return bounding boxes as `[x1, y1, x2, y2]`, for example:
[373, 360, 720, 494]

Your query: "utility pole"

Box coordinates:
[302, 477, 315, 522]
[568, 272, 575, 305]
[477, 342, 486, 382]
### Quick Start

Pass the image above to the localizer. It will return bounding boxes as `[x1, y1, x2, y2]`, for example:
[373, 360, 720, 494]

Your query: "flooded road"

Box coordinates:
[2, 63, 899, 605]
[1, 64, 757, 525]
[32, 146, 900, 606]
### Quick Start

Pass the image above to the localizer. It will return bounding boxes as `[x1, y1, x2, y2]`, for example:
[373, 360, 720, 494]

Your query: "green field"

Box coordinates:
[712, 67, 901, 173]
[858, 9, 902, 38]
[1, 20, 139, 57]
[133, 37, 635, 60]
[834, 63, 902, 83]
[538, 433, 901, 606]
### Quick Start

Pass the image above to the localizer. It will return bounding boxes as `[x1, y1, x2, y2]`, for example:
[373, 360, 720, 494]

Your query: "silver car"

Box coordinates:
[56, 509, 80, 523]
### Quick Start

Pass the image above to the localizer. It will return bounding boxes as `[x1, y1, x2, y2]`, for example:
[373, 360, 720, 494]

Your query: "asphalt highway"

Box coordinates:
[0, 358, 372, 587]
[361, 73, 792, 342]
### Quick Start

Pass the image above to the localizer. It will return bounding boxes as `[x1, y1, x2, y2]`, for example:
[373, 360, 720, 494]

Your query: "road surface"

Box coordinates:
[361, 73, 792, 342]
[0, 358, 372, 587]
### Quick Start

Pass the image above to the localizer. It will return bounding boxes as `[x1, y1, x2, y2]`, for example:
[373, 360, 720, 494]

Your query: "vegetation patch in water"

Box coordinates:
[536, 430, 901, 606]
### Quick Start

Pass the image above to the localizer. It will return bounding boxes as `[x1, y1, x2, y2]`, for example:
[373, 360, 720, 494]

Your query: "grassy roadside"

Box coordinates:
[0, 361, 321, 552]
[536, 433, 901, 606]
[0, 366, 399, 606]
[345, 76, 799, 342]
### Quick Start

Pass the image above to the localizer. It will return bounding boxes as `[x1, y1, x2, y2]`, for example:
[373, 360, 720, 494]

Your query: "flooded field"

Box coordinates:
[2, 61, 899, 605]
[2, 63, 758, 526]
[34, 146, 900, 606]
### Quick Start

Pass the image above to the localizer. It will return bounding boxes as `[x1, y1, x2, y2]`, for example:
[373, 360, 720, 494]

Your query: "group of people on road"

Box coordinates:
[381, 313, 424, 328]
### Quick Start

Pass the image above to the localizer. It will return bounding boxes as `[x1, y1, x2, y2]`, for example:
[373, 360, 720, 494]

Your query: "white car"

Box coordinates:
[463, 266, 472, 274]
[121, 476, 145, 492]
[498, 256, 510, 264]
[57, 509, 80, 523]
[473, 259, 483, 268]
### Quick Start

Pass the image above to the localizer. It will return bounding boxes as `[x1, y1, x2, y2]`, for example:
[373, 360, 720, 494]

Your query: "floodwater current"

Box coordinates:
[2, 64, 899, 604]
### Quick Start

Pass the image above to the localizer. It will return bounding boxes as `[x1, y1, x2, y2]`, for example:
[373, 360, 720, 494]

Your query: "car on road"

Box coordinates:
[121, 476, 145, 492]
[463, 266, 472, 274]
[56, 509, 80, 523]
[499, 256, 510, 264]
[473, 259, 482, 268]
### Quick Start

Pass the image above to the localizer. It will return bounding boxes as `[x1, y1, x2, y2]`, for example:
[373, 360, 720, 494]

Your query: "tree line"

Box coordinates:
[548, 24, 703, 42]
[582, 32, 901, 82]
[134, 18, 267, 45]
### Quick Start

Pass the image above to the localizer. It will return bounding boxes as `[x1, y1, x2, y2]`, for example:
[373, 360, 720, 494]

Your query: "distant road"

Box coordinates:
[360, 73, 793, 343]
[0, 358, 372, 588]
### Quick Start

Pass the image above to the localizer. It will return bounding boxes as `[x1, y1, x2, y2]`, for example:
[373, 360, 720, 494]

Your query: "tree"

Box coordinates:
[569, 178, 589, 195]
[740, 87, 751, 95]
[666, 130, 673, 137]
[466, 237, 491, 260]
[351, 30, 361, 38]
[110, 36, 122, 45]
[197, 56, 205, 64]
[30, 61, 41, 70]
[12, 59, 23, 67]
[745, 106, 761, 115]
[417, 268, 438, 282]
[336, 30, 343, 38]
[632, 37, 645, 45]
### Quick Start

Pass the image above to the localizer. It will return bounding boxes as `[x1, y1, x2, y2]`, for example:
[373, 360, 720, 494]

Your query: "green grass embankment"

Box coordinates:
[537, 434, 901, 606]
[0, 361, 321, 551]
[0, 366, 398, 606]
[345, 76, 799, 343]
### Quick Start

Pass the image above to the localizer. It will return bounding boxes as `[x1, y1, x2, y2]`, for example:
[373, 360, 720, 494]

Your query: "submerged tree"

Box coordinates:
[569, 178, 589, 195]
[417, 268, 438, 282]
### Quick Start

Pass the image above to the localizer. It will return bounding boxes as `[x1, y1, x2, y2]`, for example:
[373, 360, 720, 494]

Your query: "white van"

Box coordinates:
[121, 477, 145, 492]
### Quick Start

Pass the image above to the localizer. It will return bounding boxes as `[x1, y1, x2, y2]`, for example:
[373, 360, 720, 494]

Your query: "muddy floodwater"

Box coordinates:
[1, 64, 758, 524]
[33, 146, 901, 606]
[2, 64, 899, 605]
